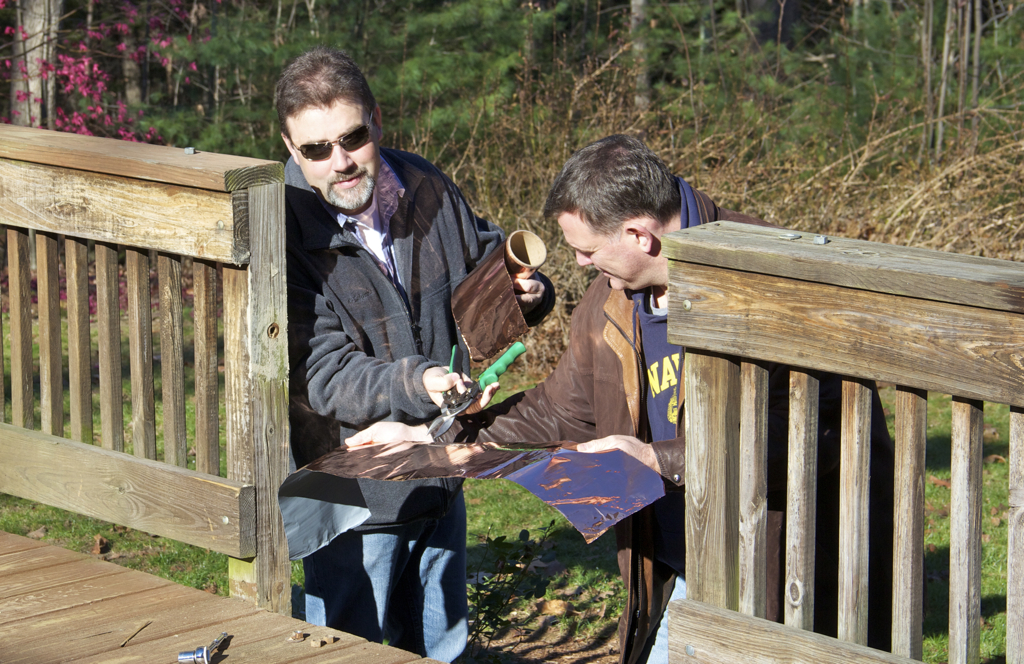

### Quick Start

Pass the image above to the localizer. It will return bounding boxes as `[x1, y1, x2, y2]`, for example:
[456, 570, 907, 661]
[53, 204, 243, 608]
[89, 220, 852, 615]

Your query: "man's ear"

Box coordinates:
[282, 132, 300, 161]
[624, 222, 658, 255]
[371, 105, 383, 140]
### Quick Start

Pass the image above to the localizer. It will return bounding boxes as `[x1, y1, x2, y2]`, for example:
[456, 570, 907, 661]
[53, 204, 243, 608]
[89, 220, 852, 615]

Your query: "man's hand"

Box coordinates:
[423, 367, 472, 407]
[346, 422, 431, 447]
[576, 435, 661, 475]
[513, 276, 545, 313]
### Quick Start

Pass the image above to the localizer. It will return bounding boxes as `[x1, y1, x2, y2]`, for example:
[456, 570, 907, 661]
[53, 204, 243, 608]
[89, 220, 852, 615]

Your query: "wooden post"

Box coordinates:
[158, 253, 187, 467]
[193, 259, 221, 476]
[95, 242, 124, 453]
[225, 184, 291, 614]
[65, 238, 93, 444]
[126, 248, 156, 460]
[1008, 406, 1024, 664]
[739, 360, 769, 618]
[684, 350, 740, 610]
[36, 231, 63, 437]
[8, 227, 33, 430]
[949, 396, 982, 664]
[892, 386, 926, 659]
[785, 370, 818, 631]
[838, 378, 872, 644]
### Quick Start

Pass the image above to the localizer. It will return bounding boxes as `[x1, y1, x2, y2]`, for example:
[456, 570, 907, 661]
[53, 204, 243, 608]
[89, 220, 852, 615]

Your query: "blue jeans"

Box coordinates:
[303, 492, 468, 662]
[643, 575, 687, 664]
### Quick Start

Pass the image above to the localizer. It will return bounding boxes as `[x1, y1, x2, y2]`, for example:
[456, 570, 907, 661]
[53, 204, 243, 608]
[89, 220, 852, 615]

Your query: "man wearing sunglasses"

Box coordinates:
[275, 47, 553, 661]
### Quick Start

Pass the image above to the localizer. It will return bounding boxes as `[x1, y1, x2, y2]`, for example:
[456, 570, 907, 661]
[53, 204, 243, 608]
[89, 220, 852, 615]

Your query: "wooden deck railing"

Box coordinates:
[665, 221, 1022, 664]
[0, 125, 291, 614]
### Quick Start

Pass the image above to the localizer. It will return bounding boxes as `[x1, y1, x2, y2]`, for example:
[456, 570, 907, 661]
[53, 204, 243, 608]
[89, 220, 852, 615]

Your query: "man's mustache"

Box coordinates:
[328, 166, 367, 185]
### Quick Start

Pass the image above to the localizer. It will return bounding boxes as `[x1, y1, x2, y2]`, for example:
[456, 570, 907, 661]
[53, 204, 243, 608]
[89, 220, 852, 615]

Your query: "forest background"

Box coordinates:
[3, 0, 1024, 365]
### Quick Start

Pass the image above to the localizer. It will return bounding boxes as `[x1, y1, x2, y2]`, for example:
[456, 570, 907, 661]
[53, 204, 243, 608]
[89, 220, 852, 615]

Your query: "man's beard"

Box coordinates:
[326, 167, 375, 212]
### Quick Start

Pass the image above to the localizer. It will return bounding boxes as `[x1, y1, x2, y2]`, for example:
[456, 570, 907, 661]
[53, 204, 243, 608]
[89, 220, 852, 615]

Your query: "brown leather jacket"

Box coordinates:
[447, 191, 770, 663]
[449, 195, 894, 662]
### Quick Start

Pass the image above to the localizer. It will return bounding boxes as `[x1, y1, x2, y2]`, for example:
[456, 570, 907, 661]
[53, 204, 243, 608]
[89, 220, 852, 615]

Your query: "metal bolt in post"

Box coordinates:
[177, 632, 228, 664]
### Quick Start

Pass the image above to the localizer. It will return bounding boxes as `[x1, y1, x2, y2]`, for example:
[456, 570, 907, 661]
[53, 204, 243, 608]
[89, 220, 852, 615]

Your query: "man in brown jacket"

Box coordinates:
[353, 134, 895, 664]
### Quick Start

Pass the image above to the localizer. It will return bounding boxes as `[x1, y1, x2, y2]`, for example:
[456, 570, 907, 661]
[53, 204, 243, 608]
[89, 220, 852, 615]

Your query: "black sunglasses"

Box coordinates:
[296, 125, 372, 161]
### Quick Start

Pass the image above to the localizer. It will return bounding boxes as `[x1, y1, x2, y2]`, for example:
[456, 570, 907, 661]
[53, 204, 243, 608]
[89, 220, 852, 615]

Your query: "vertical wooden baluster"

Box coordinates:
[193, 259, 220, 476]
[36, 231, 63, 437]
[785, 370, 819, 631]
[1008, 406, 1024, 664]
[95, 242, 123, 452]
[0, 227, 6, 422]
[892, 386, 926, 659]
[224, 261, 255, 603]
[739, 360, 769, 618]
[7, 227, 33, 429]
[949, 396, 983, 664]
[159, 253, 186, 467]
[126, 248, 156, 459]
[838, 378, 872, 644]
[684, 350, 741, 610]
[65, 238, 93, 443]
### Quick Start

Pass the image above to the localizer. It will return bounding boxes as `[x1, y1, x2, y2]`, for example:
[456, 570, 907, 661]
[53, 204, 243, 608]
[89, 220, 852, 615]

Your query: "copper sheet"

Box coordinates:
[452, 239, 531, 361]
[303, 441, 665, 543]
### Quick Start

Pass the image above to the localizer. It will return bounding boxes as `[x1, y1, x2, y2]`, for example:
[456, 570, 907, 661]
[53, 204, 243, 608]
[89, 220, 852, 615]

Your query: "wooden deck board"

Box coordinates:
[0, 532, 437, 664]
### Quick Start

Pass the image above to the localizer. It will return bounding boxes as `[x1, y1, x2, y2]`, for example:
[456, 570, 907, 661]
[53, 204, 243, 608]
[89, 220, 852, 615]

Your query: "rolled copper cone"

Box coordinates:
[504, 229, 547, 279]
[453, 230, 547, 361]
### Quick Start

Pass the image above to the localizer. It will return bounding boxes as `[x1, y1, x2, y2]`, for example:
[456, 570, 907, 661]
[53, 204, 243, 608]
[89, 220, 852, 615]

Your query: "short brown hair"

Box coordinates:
[275, 47, 378, 136]
[543, 135, 681, 236]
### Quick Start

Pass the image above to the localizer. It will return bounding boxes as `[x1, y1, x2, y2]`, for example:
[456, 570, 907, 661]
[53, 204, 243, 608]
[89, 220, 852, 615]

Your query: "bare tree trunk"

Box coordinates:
[123, 30, 143, 107]
[934, 0, 956, 161]
[631, 0, 651, 112]
[957, 0, 969, 137]
[970, 0, 982, 152]
[919, 0, 934, 161]
[45, 0, 59, 130]
[12, 0, 49, 127]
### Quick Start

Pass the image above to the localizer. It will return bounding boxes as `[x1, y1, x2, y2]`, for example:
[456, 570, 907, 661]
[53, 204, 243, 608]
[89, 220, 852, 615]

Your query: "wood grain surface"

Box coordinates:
[159, 253, 187, 468]
[668, 598, 920, 664]
[0, 124, 282, 192]
[193, 259, 221, 477]
[1009, 407, 1024, 664]
[95, 241, 124, 452]
[7, 227, 33, 429]
[663, 220, 1024, 314]
[126, 248, 156, 460]
[36, 231, 63, 436]
[668, 263, 1024, 407]
[892, 386, 927, 660]
[245, 182, 292, 614]
[948, 398, 983, 664]
[0, 426, 255, 557]
[739, 360, 770, 618]
[0, 158, 245, 263]
[65, 237, 93, 443]
[785, 371, 819, 631]
[684, 351, 740, 609]
[838, 378, 872, 645]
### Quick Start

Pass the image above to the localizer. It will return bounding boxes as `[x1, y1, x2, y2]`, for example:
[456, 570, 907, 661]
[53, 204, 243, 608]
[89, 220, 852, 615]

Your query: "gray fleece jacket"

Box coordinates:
[285, 147, 552, 528]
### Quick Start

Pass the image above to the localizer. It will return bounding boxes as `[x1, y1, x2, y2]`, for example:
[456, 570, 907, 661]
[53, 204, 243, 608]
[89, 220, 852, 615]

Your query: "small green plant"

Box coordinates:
[462, 521, 555, 663]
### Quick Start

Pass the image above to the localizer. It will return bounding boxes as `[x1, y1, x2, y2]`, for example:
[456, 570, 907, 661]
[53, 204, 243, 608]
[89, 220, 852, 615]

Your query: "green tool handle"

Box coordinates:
[478, 341, 526, 389]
